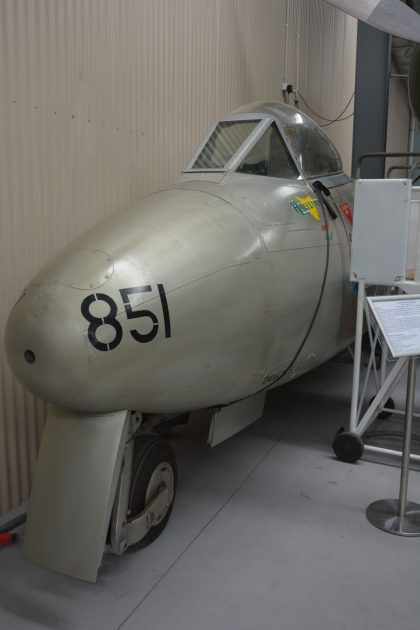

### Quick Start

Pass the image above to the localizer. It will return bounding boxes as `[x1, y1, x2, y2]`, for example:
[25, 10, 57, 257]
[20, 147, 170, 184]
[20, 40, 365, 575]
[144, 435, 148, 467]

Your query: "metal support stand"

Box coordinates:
[366, 357, 420, 536]
[343, 176, 420, 463]
[349, 279, 366, 433]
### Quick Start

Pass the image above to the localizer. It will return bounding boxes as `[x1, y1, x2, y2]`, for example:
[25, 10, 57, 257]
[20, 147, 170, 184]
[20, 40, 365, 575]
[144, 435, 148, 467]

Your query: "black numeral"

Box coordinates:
[81, 284, 171, 351]
[119, 286, 159, 343]
[81, 293, 123, 351]
[158, 284, 171, 338]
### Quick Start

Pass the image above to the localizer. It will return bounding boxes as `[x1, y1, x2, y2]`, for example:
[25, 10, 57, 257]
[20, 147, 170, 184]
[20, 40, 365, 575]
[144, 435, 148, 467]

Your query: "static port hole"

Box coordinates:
[24, 350, 36, 364]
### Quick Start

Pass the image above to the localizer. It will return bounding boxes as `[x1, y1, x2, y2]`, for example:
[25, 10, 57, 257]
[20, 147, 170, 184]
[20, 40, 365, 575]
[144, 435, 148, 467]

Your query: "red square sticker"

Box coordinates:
[340, 202, 353, 225]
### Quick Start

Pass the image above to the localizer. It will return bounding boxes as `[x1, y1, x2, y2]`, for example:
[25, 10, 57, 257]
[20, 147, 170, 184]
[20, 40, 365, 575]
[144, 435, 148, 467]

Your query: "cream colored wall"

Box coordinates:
[0, 0, 357, 517]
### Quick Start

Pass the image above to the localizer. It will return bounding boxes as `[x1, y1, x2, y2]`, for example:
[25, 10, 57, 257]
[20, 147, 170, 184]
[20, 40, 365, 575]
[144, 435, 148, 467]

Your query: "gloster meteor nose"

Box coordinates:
[5, 187, 271, 414]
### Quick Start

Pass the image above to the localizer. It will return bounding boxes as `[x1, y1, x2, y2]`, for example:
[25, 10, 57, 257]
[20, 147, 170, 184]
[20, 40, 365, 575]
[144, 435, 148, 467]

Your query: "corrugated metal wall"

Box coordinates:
[0, 0, 357, 517]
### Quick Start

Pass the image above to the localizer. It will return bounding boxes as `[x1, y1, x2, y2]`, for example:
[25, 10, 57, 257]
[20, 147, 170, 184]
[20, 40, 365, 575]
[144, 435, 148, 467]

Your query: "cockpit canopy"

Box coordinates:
[185, 101, 343, 180]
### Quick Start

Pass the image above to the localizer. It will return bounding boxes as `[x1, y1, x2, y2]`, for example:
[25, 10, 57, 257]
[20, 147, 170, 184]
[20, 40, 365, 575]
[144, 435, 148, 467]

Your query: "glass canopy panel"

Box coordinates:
[282, 114, 342, 177]
[236, 123, 299, 179]
[192, 120, 260, 169]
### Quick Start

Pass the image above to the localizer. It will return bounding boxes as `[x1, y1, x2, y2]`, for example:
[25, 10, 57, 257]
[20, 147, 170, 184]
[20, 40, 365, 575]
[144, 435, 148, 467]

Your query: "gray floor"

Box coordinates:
[1, 359, 420, 629]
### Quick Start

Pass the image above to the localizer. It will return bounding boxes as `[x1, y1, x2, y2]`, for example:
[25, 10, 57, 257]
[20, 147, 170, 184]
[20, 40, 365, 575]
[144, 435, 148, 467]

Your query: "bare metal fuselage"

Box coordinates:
[6, 171, 355, 414]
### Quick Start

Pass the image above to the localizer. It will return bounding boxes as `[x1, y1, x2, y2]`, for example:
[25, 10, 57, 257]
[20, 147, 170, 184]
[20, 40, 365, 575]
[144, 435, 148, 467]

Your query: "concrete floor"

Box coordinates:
[0, 359, 419, 629]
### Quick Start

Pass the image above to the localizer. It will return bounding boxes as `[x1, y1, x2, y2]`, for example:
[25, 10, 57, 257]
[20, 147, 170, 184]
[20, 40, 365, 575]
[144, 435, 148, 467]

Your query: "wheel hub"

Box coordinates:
[145, 461, 175, 525]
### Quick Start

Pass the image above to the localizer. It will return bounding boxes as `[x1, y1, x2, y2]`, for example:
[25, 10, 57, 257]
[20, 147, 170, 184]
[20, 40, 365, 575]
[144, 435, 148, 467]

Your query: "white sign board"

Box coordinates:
[367, 295, 420, 358]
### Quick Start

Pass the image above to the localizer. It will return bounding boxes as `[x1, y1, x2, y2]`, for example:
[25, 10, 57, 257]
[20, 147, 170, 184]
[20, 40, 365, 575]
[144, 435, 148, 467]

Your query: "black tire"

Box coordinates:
[368, 396, 395, 420]
[128, 434, 177, 548]
[333, 430, 364, 463]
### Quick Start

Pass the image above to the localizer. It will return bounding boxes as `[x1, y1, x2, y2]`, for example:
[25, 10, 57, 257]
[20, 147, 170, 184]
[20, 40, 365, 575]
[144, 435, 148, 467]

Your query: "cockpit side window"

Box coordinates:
[282, 121, 342, 177]
[192, 120, 260, 169]
[236, 123, 299, 179]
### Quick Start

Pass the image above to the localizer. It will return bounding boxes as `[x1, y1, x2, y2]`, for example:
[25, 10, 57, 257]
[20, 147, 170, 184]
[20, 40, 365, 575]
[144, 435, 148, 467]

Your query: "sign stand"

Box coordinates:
[364, 295, 420, 536]
[366, 357, 420, 536]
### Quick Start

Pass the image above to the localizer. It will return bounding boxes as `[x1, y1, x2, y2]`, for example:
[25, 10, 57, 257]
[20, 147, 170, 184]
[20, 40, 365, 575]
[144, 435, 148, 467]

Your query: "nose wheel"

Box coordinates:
[128, 434, 177, 547]
[109, 433, 177, 555]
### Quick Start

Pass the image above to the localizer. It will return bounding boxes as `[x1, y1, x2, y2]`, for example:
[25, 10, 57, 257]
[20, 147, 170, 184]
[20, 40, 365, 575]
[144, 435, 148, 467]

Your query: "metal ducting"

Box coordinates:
[392, 1, 420, 126]
[327, 0, 420, 42]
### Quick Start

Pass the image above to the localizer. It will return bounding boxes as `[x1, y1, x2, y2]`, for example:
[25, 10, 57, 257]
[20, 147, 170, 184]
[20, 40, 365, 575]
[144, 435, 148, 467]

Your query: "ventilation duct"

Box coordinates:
[391, 2, 420, 126]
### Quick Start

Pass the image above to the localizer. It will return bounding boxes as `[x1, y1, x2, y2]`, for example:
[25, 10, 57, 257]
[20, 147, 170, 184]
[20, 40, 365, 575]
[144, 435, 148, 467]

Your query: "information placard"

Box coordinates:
[367, 295, 420, 358]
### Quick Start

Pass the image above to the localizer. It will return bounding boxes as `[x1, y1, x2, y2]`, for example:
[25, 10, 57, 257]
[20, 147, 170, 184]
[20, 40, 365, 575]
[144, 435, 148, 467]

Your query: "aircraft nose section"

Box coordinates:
[5, 248, 115, 406]
[5, 282, 90, 407]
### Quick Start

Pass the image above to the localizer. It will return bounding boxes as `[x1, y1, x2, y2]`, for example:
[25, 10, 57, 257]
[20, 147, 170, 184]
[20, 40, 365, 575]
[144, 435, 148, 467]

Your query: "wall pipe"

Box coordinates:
[282, 0, 290, 102]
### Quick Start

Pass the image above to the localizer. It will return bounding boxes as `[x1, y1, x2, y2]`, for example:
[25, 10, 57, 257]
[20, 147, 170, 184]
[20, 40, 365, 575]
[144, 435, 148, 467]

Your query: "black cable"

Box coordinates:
[224, 183, 331, 406]
[297, 91, 355, 123]
[320, 112, 354, 127]
[313, 180, 337, 219]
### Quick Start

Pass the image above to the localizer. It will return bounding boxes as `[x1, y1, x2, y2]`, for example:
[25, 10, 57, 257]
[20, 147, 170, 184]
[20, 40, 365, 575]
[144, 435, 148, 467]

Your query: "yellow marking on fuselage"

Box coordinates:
[295, 195, 320, 221]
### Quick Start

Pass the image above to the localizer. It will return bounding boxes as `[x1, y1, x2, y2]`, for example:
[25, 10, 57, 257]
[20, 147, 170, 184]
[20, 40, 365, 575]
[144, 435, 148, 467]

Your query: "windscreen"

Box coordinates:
[236, 123, 299, 179]
[192, 120, 260, 169]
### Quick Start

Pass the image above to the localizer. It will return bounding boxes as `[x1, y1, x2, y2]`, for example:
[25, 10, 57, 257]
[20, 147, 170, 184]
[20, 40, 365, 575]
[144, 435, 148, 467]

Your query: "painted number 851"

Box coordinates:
[80, 284, 171, 352]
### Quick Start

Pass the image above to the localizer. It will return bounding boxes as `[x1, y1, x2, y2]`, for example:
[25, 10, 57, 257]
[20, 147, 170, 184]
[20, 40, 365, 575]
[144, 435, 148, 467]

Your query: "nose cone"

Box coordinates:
[5, 247, 114, 407]
[5, 282, 90, 408]
[5, 186, 270, 414]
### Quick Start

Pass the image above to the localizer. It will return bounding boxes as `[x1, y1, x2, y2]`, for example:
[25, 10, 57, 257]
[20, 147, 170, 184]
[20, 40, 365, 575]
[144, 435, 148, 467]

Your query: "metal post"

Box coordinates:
[380, 342, 387, 387]
[350, 279, 365, 432]
[398, 357, 416, 521]
[366, 357, 420, 536]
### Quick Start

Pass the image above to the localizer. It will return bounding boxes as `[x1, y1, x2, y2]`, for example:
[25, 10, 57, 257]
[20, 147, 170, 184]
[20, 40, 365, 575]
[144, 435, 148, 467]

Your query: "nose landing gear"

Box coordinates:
[128, 435, 177, 547]
[109, 430, 177, 555]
